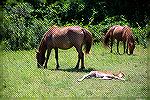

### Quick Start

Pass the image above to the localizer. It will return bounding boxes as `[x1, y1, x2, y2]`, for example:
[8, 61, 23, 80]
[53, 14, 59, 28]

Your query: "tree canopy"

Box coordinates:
[1, 0, 149, 50]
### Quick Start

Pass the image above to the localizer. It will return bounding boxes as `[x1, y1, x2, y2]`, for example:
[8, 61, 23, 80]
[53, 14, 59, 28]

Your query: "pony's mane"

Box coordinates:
[37, 26, 59, 53]
[123, 26, 135, 43]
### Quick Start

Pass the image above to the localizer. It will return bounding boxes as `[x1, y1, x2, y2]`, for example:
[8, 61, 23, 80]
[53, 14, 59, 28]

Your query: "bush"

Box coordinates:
[2, 3, 34, 50]
[132, 25, 148, 48]
[85, 15, 129, 43]
[1, 1, 149, 50]
[1, 3, 50, 50]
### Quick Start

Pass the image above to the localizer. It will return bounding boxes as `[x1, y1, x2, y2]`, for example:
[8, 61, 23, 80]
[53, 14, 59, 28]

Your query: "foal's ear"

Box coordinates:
[35, 49, 39, 53]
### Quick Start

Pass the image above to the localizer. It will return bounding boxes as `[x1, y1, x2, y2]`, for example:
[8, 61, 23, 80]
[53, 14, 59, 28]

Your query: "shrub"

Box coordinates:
[85, 15, 129, 43]
[2, 3, 50, 50]
[2, 3, 34, 50]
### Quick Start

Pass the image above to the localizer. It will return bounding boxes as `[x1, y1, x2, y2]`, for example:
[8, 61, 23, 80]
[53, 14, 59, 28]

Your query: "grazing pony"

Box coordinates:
[104, 25, 135, 54]
[36, 26, 92, 70]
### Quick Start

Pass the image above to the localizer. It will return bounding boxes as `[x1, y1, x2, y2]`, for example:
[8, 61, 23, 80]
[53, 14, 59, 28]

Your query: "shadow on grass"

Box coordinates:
[49, 67, 95, 73]
[108, 52, 137, 56]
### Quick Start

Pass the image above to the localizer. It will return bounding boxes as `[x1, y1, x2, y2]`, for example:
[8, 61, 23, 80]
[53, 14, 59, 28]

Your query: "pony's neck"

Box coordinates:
[38, 38, 47, 56]
[124, 27, 134, 44]
[127, 34, 134, 44]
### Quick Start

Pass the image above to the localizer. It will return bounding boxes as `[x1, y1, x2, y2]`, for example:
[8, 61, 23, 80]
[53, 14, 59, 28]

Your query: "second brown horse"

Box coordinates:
[36, 26, 92, 70]
[104, 25, 135, 54]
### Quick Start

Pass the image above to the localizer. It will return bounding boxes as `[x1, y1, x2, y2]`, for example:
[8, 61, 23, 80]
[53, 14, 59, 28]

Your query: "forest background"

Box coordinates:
[0, 0, 150, 50]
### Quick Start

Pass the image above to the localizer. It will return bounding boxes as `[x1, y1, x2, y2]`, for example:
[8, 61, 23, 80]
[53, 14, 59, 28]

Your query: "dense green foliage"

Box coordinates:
[1, 0, 150, 50]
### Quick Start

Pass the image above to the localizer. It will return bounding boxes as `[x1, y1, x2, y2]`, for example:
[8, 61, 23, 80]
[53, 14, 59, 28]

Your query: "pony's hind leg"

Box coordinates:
[117, 41, 120, 54]
[75, 56, 80, 69]
[75, 52, 84, 69]
[55, 48, 60, 70]
[75, 45, 84, 69]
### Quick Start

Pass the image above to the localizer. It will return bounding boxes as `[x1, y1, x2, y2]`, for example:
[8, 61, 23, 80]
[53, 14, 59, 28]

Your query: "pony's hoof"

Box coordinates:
[75, 66, 79, 70]
[56, 66, 60, 70]
[44, 66, 47, 69]
[55, 68, 60, 70]
[80, 67, 85, 70]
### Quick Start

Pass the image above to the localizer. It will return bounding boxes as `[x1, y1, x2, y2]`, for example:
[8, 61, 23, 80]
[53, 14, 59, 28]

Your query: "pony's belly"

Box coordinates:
[55, 42, 73, 50]
[58, 45, 73, 50]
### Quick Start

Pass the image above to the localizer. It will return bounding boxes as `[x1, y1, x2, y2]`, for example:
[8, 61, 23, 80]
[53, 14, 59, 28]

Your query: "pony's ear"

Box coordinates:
[120, 72, 125, 77]
[117, 71, 125, 78]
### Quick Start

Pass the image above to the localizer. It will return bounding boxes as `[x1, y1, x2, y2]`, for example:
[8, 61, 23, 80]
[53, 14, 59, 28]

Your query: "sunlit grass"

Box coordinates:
[0, 43, 148, 99]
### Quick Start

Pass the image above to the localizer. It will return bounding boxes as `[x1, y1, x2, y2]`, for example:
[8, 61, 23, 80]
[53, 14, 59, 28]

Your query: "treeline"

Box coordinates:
[0, 0, 149, 50]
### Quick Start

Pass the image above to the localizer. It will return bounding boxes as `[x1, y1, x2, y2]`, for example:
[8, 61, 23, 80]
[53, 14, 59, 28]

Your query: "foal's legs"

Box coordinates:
[78, 73, 92, 82]
[44, 49, 52, 69]
[54, 48, 60, 70]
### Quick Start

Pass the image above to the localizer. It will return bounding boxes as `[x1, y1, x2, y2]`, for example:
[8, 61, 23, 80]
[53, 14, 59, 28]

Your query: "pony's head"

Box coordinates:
[36, 50, 45, 68]
[128, 42, 135, 54]
[124, 26, 135, 55]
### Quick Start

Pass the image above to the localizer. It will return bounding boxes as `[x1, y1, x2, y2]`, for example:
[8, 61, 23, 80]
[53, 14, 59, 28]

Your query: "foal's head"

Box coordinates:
[116, 72, 125, 78]
[36, 51, 45, 68]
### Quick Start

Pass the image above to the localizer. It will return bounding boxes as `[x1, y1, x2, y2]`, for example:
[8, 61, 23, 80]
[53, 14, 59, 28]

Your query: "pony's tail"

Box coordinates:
[82, 28, 93, 54]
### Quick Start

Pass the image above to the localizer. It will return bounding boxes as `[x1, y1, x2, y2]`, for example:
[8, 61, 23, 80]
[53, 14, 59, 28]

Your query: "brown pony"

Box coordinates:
[104, 25, 135, 54]
[36, 26, 92, 70]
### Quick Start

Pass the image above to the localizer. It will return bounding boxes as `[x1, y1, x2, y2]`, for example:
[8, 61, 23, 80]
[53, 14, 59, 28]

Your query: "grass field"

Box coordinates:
[0, 43, 148, 99]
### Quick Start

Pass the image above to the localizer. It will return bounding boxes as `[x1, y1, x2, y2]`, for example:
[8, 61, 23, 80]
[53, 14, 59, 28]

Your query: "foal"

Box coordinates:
[78, 71, 125, 82]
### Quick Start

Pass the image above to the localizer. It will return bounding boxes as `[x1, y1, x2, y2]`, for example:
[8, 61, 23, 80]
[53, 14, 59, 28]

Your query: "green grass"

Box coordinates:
[0, 43, 148, 99]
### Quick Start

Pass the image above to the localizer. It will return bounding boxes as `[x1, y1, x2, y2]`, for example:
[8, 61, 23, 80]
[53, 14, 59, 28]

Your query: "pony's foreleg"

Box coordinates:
[44, 49, 52, 69]
[55, 48, 60, 70]
[126, 43, 129, 54]
[110, 39, 113, 53]
[117, 41, 120, 53]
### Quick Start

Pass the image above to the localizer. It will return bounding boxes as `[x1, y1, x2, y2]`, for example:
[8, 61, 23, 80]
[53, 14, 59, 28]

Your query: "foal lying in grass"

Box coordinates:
[78, 71, 125, 82]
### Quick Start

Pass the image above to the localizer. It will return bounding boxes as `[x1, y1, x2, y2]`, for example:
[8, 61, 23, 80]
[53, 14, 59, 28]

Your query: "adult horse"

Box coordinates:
[104, 25, 135, 54]
[36, 26, 93, 70]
